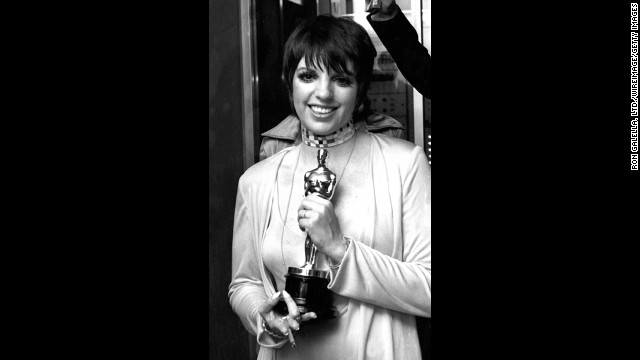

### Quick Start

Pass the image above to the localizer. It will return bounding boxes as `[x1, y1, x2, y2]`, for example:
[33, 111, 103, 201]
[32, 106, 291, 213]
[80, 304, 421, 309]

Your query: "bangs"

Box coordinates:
[286, 21, 359, 76]
[299, 44, 355, 76]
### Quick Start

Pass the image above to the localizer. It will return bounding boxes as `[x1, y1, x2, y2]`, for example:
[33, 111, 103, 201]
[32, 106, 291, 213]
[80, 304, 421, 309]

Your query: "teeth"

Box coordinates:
[310, 106, 334, 114]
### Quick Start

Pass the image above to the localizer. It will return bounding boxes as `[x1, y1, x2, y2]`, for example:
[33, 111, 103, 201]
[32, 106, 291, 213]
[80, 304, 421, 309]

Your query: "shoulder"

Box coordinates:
[367, 133, 428, 172]
[364, 112, 405, 131]
[369, 132, 421, 155]
[260, 136, 296, 161]
[260, 115, 300, 160]
[238, 148, 291, 190]
[261, 115, 300, 140]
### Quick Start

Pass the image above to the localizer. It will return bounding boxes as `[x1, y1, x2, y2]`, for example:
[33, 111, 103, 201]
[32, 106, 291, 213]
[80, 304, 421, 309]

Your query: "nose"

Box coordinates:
[314, 76, 333, 100]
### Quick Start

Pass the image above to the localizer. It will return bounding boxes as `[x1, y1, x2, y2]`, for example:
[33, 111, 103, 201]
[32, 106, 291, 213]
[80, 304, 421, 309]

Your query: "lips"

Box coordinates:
[309, 105, 336, 115]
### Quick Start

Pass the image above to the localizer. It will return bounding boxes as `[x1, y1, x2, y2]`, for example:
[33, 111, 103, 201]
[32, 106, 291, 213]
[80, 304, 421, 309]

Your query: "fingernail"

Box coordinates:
[271, 291, 280, 300]
[282, 290, 290, 297]
[311, 313, 317, 319]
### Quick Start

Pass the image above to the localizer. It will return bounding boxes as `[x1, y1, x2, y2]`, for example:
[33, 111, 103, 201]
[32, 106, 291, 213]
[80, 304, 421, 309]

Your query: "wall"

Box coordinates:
[209, 0, 252, 358]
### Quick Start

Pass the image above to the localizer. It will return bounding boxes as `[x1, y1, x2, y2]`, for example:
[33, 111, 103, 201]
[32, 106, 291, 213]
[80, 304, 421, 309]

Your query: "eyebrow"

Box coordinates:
[296, 67, 353, 77]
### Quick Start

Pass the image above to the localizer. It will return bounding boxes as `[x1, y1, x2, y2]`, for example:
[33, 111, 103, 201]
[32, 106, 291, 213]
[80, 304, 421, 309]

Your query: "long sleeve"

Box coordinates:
[328, 145, 431, 317]
[228, 164, 289, 349]
[367, 4, 431, 99]
[228, 177, 268, 335]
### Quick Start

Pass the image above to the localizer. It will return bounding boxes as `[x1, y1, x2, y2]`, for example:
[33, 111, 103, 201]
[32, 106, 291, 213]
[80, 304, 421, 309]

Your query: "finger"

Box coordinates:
[266, 318, 290, 336]
[300, 312, 318, 322]
[297, 204, 307, 231]
[285, 317, 300, 331]
[297, 200, 312, 215]
[282, 291, 301, 324]
[258, 291, 281, 316]
[298, 218, 312, 232]
[298, 198, 325, 214]
[299, 208, 320, 223]
[298, 209, 312, 225]
[301, 194, 332, 209]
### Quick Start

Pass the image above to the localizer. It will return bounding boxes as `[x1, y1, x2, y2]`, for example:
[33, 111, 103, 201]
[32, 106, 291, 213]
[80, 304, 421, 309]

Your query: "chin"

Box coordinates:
[300, 117, 349, 135]
[304, 123, 336, 135]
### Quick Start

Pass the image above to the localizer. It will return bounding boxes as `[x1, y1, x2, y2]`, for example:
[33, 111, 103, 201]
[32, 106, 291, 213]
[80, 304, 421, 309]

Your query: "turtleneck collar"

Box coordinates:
[301, 120, 355, 148]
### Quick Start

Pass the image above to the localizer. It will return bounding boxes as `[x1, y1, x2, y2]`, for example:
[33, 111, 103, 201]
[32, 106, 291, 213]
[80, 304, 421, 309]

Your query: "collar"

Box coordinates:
[260, 115, 300, 141]
[301, 120, 355, 148]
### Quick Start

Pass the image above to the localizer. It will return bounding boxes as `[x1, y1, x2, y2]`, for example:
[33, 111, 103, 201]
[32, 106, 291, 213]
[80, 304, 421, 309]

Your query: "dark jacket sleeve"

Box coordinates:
[367, 4, 431, 99]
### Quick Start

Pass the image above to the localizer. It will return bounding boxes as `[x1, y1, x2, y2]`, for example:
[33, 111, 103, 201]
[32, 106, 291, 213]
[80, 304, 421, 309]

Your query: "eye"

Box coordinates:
[297, 71, 317, 82]
[334, 76, 353, 87]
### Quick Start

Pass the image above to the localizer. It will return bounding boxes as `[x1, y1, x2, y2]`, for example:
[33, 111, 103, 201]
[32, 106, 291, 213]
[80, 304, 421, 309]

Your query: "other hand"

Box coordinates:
[258, 290, 317, 338]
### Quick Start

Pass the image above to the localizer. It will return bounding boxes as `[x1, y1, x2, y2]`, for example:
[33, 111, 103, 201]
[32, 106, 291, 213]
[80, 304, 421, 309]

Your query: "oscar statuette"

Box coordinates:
[275, 149, 338, 319]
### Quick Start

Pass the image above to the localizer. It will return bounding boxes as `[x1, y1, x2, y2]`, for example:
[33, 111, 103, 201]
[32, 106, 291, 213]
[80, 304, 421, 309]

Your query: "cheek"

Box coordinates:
[337, 88, 358, 110]
[292, 82, 309, 106]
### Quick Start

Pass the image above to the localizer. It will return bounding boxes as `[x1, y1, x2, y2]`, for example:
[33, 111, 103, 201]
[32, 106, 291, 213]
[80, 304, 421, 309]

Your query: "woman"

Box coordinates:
[229, 15, 431, 360]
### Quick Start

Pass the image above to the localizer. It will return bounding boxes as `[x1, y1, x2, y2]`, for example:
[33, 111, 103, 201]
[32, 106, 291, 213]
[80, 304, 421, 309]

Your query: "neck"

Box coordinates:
[301, 120, 355, 148]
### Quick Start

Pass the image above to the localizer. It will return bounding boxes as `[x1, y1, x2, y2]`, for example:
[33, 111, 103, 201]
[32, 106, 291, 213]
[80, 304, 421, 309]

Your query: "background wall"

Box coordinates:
[209, 0, 252, 358]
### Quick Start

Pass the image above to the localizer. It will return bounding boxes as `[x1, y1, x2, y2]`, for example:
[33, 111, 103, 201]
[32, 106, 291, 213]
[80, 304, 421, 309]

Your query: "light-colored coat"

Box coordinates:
[229, 130, 431, 360]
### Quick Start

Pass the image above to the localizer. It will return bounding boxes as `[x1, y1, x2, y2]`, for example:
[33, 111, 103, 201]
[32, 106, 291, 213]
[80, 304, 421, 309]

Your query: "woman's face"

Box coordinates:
[292, 58, 358, 135]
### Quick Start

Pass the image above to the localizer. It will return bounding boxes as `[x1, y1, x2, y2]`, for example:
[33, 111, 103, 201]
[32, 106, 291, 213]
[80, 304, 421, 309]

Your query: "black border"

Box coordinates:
[17, 1, 638, 358]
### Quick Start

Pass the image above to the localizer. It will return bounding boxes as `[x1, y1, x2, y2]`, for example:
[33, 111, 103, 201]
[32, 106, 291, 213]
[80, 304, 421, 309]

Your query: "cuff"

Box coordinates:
[327, 237, 355, 287]
[255, 315, 288, 348]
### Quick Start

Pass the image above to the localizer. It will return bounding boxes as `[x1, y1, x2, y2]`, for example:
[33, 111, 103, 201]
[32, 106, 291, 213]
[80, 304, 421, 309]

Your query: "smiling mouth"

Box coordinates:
[309, 105, 337, 115]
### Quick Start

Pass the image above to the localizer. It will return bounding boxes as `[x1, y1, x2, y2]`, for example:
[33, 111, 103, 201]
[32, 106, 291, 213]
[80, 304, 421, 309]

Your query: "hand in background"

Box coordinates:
[370, 0, 398, 21]
[379, 0, 397, 16]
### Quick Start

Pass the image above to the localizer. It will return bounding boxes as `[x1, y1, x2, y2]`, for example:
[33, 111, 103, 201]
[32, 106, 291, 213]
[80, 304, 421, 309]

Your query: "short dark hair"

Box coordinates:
[282, 15, 377, 116]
